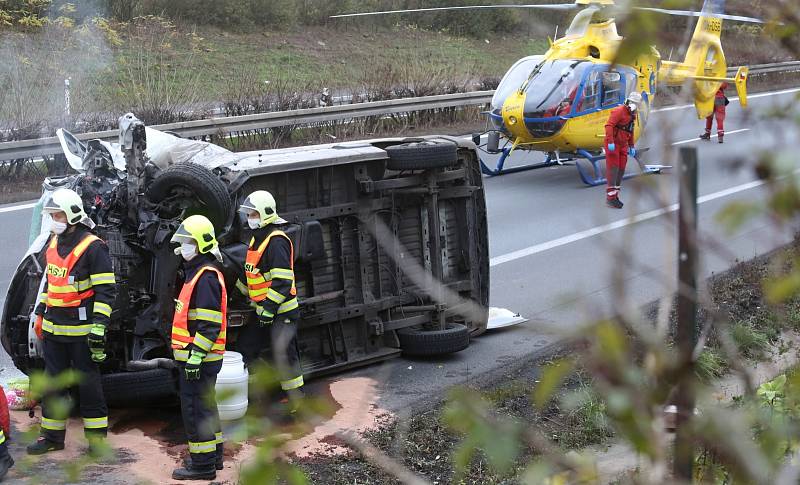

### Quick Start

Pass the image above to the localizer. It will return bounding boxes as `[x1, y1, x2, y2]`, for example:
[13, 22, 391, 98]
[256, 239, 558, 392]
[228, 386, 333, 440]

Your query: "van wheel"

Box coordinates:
[397, 323, 470, 357]
[146, 162, 232, 229]
[102, 369, 178, 407]
[385, 141, 459, 171]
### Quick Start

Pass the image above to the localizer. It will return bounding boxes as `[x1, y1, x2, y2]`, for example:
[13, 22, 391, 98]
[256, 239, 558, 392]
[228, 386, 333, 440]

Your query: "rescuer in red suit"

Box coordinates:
[604, 91, 642, 209]
[700, 82, 729, 143]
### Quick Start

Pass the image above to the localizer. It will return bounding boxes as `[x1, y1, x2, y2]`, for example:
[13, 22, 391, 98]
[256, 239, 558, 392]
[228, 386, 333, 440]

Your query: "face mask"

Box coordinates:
[248, 217, 262, 230]
[51, 221, 68, 235]
[179, 243, 197, 261]
[627, 102, 638, 112]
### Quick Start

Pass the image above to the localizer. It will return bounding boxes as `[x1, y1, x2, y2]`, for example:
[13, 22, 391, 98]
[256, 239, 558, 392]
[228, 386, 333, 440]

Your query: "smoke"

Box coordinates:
[0, 2, 117, 140]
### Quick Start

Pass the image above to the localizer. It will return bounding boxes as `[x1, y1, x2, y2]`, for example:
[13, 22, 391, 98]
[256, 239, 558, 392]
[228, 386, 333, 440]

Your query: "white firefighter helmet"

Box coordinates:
[626, 91, 643, 106]
[43, 188, 95, 228]
[239, 190, 287, 228]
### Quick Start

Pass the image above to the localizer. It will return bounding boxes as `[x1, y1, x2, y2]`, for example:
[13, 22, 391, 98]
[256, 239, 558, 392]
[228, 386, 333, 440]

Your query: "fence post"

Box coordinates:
[64, 78, 71, 118]
[674, 146, 699, 481]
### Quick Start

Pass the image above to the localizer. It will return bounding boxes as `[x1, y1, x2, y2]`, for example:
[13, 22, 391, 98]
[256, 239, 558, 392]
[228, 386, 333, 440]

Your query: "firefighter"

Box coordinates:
[604, 91, 642, 209]
[700, 82, 729, 143]
[27, 188, 115, 455]
[236, 190, 304, 407]
[169, 215, 227, 481]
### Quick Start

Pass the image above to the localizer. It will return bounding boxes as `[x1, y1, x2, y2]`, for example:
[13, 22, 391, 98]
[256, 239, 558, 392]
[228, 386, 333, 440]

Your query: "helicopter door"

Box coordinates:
[601, 71, 623, 107]
[578, 70, 602, 112]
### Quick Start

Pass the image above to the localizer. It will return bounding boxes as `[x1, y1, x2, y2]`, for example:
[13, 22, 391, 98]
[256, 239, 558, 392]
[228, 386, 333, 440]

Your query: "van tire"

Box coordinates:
[146, 162, 232, 229]
[102, 369, 177, 407]
[386, 142, 459, 171]
[397, 323, 470, 356]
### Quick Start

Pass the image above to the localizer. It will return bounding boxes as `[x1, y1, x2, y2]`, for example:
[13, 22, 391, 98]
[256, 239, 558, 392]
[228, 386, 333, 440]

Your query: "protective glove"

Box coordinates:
[87, 324, 107, 363]
[607, 143, 616, 153]
[258, 310, 275, 327]
[34, 315, 43, 340]
[628, 146, 636, 157]
[184, 350, 204, 381]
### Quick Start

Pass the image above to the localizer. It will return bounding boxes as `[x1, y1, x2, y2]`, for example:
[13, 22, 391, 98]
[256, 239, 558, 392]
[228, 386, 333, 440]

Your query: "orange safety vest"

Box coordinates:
[45, 234, 100, 308]
[171, 266, 227, 355]
[244, 230, 297, 303]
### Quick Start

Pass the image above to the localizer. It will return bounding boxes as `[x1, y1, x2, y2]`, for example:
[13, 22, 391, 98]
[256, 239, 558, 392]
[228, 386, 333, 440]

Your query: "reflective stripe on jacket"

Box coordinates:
[45, 234, 100, 307]
[244, 230, 298, 315]
[171, 265, 227, 360]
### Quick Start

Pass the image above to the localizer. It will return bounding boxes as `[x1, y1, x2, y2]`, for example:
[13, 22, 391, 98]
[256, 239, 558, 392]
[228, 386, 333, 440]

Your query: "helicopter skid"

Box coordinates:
[574, 148, 667, 186]
[479, 147, 666, 186]
[479, 147, 564, 176]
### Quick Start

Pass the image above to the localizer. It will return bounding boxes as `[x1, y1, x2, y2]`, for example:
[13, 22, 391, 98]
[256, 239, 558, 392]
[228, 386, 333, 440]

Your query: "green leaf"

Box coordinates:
[764, 271, 800, 303]
[484, 422, 521, 473]
[715, 201, 762, 234]
[595, 321, 628, 364]
[534, 358, 576, 409]
[452, 434, 478, 478]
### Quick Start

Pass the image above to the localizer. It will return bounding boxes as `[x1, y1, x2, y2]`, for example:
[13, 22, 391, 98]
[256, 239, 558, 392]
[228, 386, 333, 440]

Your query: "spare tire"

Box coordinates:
[397, 323, 470, 357]
[102, 368, 178, 407]
[146, 162, 232, 229]
[386, 141, 459, 171]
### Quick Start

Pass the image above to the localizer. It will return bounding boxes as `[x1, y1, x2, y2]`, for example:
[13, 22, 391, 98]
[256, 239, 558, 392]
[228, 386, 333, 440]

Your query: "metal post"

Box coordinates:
[64, 78, 71, 118]
[674, 146, 698, 481]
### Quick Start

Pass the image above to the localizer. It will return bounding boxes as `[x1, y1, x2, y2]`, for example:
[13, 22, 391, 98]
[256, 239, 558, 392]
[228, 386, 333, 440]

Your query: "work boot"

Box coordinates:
[26, 438, 64, 455]
[172, 465, 216, 481]
[606, 198, 623, 209]
[0, 453, 13, 481]
[699, 132, 711, 140]
[183, 455, 224, 471]
[718, 134, 724, 144]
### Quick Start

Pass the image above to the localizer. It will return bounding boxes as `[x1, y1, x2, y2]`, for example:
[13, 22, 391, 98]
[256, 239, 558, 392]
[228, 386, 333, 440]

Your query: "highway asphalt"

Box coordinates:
[346, 87, 800, 411]
[0, 87, 798, 440]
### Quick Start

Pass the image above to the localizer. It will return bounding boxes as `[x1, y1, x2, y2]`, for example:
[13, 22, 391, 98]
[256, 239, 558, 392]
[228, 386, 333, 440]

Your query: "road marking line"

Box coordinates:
[0, 202, 36, 214]
[490, 176, 771, 267]
[671, 128, 750, 146]
[652, 87, 800, 113]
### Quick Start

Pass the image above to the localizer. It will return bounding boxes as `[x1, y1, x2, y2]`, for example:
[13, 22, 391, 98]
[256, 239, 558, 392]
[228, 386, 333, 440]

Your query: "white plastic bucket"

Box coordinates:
[215, 351, 249, 421]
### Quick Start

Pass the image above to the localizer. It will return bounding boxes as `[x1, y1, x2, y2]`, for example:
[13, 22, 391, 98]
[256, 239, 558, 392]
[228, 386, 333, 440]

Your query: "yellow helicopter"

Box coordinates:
[333, 0, 760, 185]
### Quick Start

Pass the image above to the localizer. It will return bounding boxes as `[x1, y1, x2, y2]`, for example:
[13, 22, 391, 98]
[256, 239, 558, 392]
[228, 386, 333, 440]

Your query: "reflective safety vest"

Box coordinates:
[171, 266, 227, 358]
[244, 230, 298, 315]
[45, 234, 100, 308]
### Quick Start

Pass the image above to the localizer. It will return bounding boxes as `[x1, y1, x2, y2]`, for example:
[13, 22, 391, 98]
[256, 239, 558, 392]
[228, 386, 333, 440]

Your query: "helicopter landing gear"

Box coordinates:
[574, 149, 669, 187]
[479, 147, 563, 176]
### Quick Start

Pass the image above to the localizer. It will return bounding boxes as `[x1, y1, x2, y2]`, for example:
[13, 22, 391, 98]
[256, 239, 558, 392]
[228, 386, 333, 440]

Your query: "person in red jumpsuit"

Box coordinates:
[604, 91, 642, 209]
[0, 385, 13, 480]
[699, 82, 728, 143]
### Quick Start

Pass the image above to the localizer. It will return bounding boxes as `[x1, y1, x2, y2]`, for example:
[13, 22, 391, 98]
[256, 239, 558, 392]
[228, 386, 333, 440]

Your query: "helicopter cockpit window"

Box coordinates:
[521, 60, 591, 117]
[580, 70, 602, 111]
[601, 71, 622, 107]
[490, 56, 543, 117]
[518, 60, 591, 137]
[489, 59, 592, 138]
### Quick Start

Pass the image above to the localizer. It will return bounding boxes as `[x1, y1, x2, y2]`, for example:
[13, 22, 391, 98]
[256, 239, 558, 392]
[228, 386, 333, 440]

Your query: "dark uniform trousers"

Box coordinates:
[42, 338, 108, 442]
[177, 360, 223, 469]
[237, 314, 302, 389]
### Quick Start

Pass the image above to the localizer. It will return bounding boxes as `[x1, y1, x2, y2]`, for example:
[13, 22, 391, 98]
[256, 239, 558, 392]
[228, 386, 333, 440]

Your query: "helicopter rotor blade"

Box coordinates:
[633, 7, 764, 24]
[330, 4, 579, 19]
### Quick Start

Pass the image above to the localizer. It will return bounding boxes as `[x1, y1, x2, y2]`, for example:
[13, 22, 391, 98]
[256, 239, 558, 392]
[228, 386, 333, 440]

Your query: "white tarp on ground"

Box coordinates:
[487, 307, 528, 329]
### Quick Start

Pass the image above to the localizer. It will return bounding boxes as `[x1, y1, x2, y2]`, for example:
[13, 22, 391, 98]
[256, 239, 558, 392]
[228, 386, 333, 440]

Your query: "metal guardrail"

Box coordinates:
[744, 60, 800, 74]
[1, 61, 798, 161]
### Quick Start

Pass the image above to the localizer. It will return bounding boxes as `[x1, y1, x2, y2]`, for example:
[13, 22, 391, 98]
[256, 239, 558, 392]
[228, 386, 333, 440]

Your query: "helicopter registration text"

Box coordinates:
[702, 17, 722, 33]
